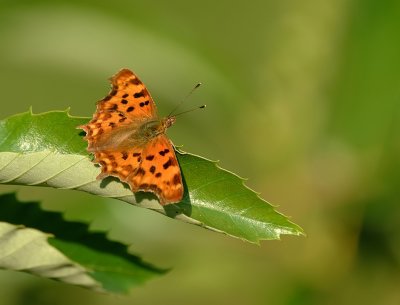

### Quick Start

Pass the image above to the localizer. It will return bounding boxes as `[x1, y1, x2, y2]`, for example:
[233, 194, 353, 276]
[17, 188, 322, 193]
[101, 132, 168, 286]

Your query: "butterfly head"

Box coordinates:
[163, 116, 176, 129]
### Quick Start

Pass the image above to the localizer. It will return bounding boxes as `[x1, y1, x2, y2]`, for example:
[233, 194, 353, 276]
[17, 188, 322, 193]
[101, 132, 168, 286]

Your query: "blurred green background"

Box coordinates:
[1, 0, 399, 304]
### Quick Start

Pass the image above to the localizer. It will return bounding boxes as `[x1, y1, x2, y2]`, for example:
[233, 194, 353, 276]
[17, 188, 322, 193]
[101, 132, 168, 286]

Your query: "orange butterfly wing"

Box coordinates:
[127, 135, 183, 204]
[79, 69, 183, 205]
[80, 69, 157, 149]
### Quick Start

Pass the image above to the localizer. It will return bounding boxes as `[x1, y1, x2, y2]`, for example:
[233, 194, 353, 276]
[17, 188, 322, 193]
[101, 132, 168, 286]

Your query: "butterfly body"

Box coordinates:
[87, 116, 175, 152]
[79, 69, 183, 205]
[138, 116, 176, 141]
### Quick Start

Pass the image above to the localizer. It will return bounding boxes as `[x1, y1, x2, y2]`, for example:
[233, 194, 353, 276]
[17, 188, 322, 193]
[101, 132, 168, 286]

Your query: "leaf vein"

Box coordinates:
[0, 153, 20, 172]
[32, 155, 88, 185]
[190, 177, 228, 193]
[2, 151, 53, 184]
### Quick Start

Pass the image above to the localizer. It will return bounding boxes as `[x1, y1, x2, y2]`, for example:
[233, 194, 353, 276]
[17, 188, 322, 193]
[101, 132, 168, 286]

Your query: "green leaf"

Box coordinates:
[0, 110, 303, 242]
[0, 193, 164, 293]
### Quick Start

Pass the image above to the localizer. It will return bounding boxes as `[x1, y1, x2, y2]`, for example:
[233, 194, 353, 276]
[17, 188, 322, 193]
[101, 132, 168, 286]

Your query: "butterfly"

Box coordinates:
[79, 69, 183, 205]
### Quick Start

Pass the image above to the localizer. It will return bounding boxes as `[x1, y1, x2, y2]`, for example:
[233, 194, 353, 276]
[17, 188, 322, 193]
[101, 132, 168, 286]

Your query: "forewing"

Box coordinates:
[99, 68, 158, 120]
[79, 68, 158, 148]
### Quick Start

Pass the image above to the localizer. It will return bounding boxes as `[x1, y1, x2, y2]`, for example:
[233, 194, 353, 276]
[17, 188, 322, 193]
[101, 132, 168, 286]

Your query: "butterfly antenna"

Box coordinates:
[173, 105, 206, 117]
[168, 82, 202, 117]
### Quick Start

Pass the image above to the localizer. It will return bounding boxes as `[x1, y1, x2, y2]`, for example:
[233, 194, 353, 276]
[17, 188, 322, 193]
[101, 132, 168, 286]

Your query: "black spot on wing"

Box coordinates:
[159, 149, 170, 156]
[163, 158, 173, 170]
[146, 155, 154, 161]
[110, 104, 118, 110]
[173, 174, 181, 184]
[133, 90, 145, 98]
[130, 78, 141, 85]
[136, 168, 145, 176]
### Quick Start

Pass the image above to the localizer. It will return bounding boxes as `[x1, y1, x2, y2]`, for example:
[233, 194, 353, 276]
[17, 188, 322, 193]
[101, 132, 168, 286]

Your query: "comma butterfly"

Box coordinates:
[79, 69, 183, 205]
